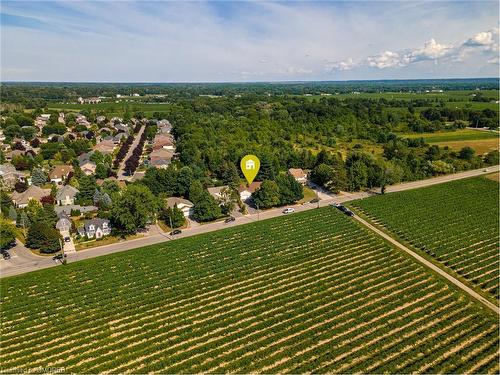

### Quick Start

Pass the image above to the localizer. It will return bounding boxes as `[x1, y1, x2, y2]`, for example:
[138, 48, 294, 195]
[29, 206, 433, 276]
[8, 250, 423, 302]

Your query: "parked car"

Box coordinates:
[170, 229, 182, 235]
[225, 216, 236, 223]
[310, 198, 320, 204]
[64, 237, 71, 243]
[282, 208, 295, 214]
[2, 251, 11, 260]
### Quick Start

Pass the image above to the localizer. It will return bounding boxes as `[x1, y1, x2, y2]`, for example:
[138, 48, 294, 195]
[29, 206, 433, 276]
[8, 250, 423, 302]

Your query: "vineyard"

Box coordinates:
[350, 176, 499, 300]
[1, 208, 499, 373]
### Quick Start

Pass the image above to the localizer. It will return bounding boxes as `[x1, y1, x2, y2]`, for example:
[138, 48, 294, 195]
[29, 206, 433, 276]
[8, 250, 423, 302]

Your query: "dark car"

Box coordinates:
[310, 198, 320, 204]
[64, 237, 71, 243]
[53, 254, 64, 261]
[170, 229, 182, 235]
[225, 216, 236, 223]
[2, 251, 11, 260]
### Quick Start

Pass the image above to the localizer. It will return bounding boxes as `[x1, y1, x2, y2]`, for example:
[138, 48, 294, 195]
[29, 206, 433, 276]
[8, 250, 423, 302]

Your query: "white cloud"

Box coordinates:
[325, 58, 356, 71]
[406, 38, 454, 62]
[464, 28, 498, 49]
[367, 51, 405, 69]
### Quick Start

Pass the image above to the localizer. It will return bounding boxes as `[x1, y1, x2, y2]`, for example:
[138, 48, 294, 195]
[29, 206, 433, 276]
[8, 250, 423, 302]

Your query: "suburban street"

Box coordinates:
[1, 165, 498, 279]
[117, 124, 145, 180]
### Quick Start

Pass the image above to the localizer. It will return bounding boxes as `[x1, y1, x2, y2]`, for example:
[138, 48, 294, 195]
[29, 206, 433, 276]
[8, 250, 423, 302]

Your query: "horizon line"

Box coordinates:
[1, 77, 499, 85]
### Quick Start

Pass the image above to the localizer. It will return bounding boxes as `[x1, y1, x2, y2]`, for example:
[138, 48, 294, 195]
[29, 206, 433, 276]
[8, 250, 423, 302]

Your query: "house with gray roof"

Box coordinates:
[56, 185, 79, 206]
[77, 218, 111, 239]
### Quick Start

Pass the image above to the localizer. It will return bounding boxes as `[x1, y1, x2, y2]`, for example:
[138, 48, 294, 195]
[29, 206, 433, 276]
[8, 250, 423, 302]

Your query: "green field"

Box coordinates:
[47, 102, 172, 116]
[350, 176, 500, 300]
[1, 208, 499, 373]
[401, 129, 500, 143]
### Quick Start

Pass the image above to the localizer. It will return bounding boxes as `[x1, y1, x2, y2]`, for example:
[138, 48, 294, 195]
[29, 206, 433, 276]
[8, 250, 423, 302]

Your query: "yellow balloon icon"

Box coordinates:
[240, 155, 260, 184]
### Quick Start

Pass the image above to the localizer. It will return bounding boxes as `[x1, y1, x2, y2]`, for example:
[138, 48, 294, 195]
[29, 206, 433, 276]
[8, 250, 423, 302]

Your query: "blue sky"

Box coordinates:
[1, 1, 498, 82]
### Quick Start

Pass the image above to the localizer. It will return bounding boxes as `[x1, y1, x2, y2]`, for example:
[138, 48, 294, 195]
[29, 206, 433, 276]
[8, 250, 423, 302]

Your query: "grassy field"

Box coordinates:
[1, 208, 499, 373]
[401, 129, 500, 143]
[350, 176, 499, 300]
[433, 139, 499, 155]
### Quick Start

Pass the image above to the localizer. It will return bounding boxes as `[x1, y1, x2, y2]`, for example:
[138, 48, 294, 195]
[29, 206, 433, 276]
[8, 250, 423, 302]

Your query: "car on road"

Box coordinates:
[224, 216, 236, 223]
[52, 254, 66, 261]
[170, 229, 182, 235]
[2, 251, 11, 260]
[310, 198, 320, 204]
[282, 208, 295, 214]
[64, 237, 71, 243]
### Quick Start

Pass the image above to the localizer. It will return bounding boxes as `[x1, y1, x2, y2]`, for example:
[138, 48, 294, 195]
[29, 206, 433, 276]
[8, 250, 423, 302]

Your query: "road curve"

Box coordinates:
[353, 215, 500, 315]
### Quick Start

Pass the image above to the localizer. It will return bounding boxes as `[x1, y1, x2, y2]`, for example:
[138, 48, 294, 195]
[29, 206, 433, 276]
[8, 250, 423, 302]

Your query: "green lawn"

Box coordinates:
[1, 207, 498, 373]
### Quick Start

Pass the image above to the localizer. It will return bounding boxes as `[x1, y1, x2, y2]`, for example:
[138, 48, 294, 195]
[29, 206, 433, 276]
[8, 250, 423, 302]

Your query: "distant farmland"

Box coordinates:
[350, 176, 500, 300]
[1, 208, 498, 373]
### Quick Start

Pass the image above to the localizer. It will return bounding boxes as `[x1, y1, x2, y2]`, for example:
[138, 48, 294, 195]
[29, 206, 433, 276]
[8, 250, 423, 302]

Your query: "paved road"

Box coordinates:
[353, 215, 500, 315]
[1, 165, 498, 278]
[117, 125, 145, 181]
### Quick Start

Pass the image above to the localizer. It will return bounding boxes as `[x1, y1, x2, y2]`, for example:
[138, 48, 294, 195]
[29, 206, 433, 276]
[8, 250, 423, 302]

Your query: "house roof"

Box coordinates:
[166, 197, 193, 208]
[207, 185, 229, 197]
[11, 186, 51, 205]
[49, 165, 73, 179]
[288, 168, 307, 179]
[84, 218, 110, 232]
[93, 140, 115, 154]
[238, 182, 262, 193]
[56, 185, 79, 200]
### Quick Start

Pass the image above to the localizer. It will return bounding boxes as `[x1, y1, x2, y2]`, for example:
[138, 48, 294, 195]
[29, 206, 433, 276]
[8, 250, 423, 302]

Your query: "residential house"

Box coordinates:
[157, 119, 172, 134]
[49, 165, 74, 184]
[207, 185, 229, 200]
[78, 218, 111, 239]
[58, 112, 65, 124]
[0, 164, 28, 189]
[55, 204, 97, 216]
[55, 212, 72, 233]
[288, 168, 308, 185]
[94, 140, 116, 154]
[96, 115, 106, 123]
[11, 186, 51, 208]
[149, 149, 174, 169]
[238, 182, 262, 202]
[56, 185, 79, 206]
[152, 134, 174, 151]
[166, 197, 194, 218]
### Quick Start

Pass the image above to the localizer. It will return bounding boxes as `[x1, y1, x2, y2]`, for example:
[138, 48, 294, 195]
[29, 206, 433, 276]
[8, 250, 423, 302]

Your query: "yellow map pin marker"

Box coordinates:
[240, 155, 260, 184]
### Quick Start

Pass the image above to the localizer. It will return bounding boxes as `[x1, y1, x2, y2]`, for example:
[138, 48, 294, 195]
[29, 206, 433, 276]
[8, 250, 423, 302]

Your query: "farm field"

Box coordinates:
[350, 176, 500, 300]
[432, 138, 499, 155]
[401, 129, 500, 143]
[1, 208, 499, 373]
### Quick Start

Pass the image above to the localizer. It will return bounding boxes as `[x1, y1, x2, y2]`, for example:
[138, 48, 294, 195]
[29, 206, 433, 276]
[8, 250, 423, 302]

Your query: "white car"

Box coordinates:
[330, 202, 341, 207]
[282, 208, 295, 214]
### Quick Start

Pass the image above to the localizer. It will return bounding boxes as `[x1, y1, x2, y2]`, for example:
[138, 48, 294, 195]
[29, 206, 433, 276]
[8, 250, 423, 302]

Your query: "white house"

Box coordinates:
[166, 197, 194, 218]
[288, 168, 308, 185]
[78, 218, 111, 239]
[238, 182, 262, 202]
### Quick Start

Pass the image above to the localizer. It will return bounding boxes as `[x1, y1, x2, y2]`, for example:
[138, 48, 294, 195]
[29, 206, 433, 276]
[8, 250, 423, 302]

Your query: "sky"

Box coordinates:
[1, 1, 499, 82]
